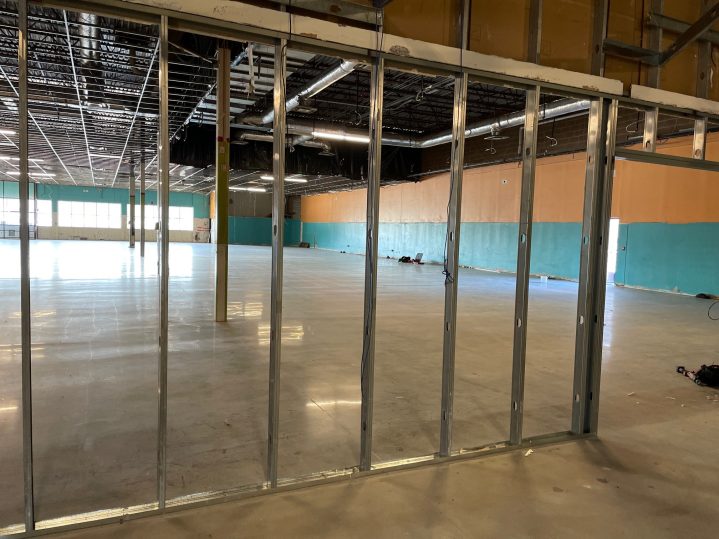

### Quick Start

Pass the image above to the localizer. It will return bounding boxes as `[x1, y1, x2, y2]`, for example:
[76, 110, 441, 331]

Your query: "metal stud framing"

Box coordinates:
[156, 13, 170, 510]
[19, 0, 35, 532]
[528, 0, 543, 63]
[359, 54, 384, 472]
[693, 117, 707, 160]
[267, 38, 287, 488]
[129, 162, 136, 248]
[583, 99, 618, 434]
[509, 85, 540, 446]
[439, 71, 468, 457]
[591, 0, 609, 76]
[571, 98, 609, 434]
[6, 2, 719, 536]
[215, 44, 231, 323]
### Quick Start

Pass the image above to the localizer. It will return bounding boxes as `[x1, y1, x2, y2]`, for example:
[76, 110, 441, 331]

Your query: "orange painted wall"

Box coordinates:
[383, 0, 717, 99]
[302, 133, 719, 226]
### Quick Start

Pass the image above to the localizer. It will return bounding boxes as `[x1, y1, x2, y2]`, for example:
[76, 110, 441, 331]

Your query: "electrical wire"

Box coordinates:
[709, 301, 719, 321]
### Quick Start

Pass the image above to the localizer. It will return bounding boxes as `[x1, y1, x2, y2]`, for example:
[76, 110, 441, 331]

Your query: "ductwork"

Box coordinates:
[279, 97, 590, 148]
[79, 13, 99, 64]
[233, 132, 332, 152]
[234, 97, 591, 150]
[258, 59, 359, 125]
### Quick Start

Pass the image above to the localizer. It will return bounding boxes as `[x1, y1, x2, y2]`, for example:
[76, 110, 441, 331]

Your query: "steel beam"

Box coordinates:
[648, 11, 719, 46]
[439, 71, 468, 457]
[571, 98, 608, 434]
[509, 85, 540, 446]
[584, 99, 618, 434]
[359, 55, 384, 472]
[267, 39, 287, 488]
[660, 1, 719, 65]
[647, 0, 663, 87]
[129, 161, 136, 248]
[19, 0, 35, 532]
[156, 14, 170, 510]
[528, 0, 543, 64]
[215, 45, 230, 323]
[616, 146, 719, 172]
[697, 7, 712, 100]
[591, 0, 609, 75]
[458, 0, 470, 50]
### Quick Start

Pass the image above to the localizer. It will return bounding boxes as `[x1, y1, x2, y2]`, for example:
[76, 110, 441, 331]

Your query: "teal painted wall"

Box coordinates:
[303, 221, 583, 280]
[229, 217, 301, 246]
[614, 223, 719, 295]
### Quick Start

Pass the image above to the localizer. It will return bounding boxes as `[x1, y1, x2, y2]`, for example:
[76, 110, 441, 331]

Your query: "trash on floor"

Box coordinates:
[524, 449, 534, 457]
[676, 365, 719, 387]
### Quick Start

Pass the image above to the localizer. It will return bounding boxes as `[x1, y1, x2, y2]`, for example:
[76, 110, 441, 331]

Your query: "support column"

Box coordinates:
[439, 72, 468, 457]
[591, 0, 609, 76]
[359, 55, 384, 472]
[267, 39, 287, 488]
[644, 0, 663, 153]
[571, 98, 609, 434]
[19, 0, 35, 531]
[215, 44, 231, 322]
[694, 1, 711, 160]
[140, 152, 146, 257]
[509, 86, 540, 446]
[156, 15, 170, 510]
[528, 0, 543, 63]
[129, 161, 136, 248]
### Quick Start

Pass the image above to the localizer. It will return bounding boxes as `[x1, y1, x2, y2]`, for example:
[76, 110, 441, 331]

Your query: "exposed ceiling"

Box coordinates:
[0, 2, 703, 199]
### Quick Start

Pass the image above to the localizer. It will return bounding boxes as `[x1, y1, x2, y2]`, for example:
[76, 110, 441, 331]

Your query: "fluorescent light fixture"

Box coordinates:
[5, 171, 56, 177]
[0, 405, 18, 413]
[286, 177, 308, 183]
[259, 174, 274, 181]
[0, 129, 16, 135]
[230, 186, 267, 193]
[312, 130, 369, 144]
[89, 153, 122, 159]
[0, 156, 44, 162]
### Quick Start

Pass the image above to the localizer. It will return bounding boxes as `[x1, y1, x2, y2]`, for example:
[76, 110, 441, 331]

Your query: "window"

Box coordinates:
[0, 197, 19, 225]
[31, 200, 52, 227]
[58, 201, 122, 228]
[127, 204, 193, 231]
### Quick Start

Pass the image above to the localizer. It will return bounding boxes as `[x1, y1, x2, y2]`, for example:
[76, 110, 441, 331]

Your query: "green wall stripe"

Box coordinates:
[614, 222, 719, 295]
[229, 217, 301, 247]
[302, 221, 583, 280]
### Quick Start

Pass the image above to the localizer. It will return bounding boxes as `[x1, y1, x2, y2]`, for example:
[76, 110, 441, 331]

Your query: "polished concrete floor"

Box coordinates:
[1, 239, 718, 535]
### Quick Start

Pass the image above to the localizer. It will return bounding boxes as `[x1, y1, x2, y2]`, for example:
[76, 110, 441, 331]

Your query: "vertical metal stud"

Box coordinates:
[156, 15, 169, 509]
[509, 85, 540, 446]
[528, 0, 543, 63]
[439, 72, 468, 457]
[591, 0, 609, 76]
[140, 151, 146, 257]
[458, 0, 471, 50]
[647, 0, 663, 88]
[359, 55, 384, 472]
[584, 99, 618, 435]
[215, 44, 230, 323]
[267, 38, 287, 488]
[643, 108, 658, 152]
[571, 98, 608, 434]
[129, 161, 136, 248]
[19, 0, 35, 531]
[693, 117, 707, 160]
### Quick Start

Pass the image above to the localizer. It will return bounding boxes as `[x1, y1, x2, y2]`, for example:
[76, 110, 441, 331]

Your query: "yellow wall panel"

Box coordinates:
[541, 0, 592, 73]
[469, 0, 529, 61]
[384, 0, 460, 47]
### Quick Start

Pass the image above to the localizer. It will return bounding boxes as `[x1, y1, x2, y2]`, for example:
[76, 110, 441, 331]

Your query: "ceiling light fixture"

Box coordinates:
[285, 177, 308, 183]
[0, 156, 45, 162]
[312, 130, 369, 144]
[6, 171, 56, 177]
[230, 186, 267, 193]
[0, 129, 16, 135]
[259, 174, 274, 181]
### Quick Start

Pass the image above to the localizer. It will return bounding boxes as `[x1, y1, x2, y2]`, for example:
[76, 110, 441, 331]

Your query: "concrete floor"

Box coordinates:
[1, 240, 718, 535]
